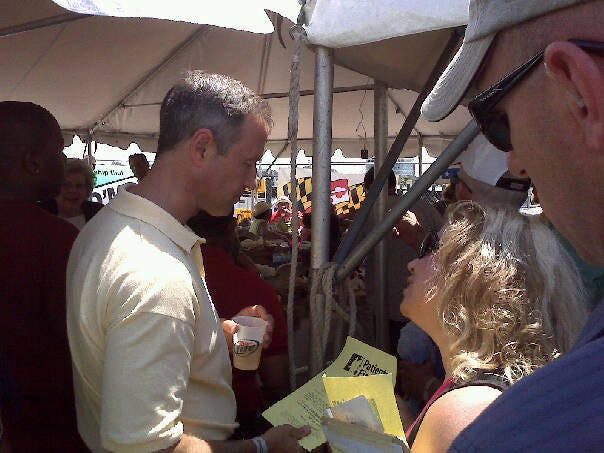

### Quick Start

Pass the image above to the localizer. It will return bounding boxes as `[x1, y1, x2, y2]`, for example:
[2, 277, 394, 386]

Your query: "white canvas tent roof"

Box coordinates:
[2, 0, 470, 158]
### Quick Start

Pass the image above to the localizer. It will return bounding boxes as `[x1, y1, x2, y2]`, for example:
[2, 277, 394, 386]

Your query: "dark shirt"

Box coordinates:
[201, 245, 288, 418]
[0, 200, 84, 450]
[449, 298, 604, 452]
[38, 197, 104, 223]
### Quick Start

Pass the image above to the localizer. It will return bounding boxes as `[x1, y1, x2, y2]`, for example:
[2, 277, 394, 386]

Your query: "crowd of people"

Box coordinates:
[0, 0, 603, 451]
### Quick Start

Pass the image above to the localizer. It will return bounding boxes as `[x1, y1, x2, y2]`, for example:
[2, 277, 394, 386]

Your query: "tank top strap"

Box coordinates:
[406, 371, 509, 446]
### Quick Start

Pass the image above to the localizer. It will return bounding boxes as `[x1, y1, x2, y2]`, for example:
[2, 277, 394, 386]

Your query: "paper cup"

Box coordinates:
[232, 316, 267, 370]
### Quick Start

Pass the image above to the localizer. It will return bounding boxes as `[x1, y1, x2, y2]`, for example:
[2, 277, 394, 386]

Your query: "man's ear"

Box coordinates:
[22, 149, 41, 176]
[545, 41, 604, 151]
[188, 128, 215, 165]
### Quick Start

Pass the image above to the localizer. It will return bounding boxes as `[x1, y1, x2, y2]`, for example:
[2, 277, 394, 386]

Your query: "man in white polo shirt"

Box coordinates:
[67, 72, 308, 452]
[453, 133, 530, 208]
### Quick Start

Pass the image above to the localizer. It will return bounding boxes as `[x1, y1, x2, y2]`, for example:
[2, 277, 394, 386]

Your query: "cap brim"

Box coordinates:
[421, 34, 495, 122]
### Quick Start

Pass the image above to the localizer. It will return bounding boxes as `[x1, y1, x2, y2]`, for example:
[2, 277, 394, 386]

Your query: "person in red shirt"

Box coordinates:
[188, 211, 289, 439]
[0, 102, 84, 450]
[270, 196, 293, 232]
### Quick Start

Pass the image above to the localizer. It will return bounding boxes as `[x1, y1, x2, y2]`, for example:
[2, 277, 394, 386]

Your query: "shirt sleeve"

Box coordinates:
[99, 260, 200, 452]
[101, 312, 195, 452]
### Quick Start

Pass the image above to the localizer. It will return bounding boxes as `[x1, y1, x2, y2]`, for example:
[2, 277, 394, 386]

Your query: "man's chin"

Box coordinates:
[203, 205, 232, 217]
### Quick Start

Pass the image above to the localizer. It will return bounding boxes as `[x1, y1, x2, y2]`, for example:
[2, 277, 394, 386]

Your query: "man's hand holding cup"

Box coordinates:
[220, 305, 274, 370]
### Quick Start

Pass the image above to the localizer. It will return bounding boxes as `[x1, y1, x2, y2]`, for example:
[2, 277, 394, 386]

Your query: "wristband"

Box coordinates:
[423, 376, 440, 402]
[251, 436, 268, 453]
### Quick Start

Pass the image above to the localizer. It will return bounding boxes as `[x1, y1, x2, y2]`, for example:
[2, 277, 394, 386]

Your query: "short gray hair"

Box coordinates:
[65, 158, 96, 195]
[157, 71, 272, 156]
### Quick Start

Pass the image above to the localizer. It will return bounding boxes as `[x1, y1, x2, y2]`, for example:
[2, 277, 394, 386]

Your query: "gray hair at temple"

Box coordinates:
[156, 71, 272, 156]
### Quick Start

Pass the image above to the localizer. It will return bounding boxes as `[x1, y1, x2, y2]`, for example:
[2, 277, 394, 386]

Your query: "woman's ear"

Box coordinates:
[545, 41, 604, 151]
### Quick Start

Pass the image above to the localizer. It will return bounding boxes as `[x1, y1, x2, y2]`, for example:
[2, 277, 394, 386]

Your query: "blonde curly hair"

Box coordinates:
[431, 202, 587, 385]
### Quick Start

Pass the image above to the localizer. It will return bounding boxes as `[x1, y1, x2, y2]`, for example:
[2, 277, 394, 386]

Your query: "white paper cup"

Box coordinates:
[232, 316, 267, 370]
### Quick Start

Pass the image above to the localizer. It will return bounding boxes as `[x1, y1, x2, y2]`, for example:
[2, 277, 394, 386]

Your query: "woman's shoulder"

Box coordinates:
[412, 385, 502, 452]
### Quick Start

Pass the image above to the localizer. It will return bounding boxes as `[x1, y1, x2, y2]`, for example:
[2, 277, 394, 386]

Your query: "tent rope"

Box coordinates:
[310, 262, 357, 368]
[286, 23, 305, 392]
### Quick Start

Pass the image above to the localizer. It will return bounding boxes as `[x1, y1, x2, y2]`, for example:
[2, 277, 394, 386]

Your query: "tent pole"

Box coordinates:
[372, 81, 389, 350]
[336, 121, 480, 281]
[332, 28, 462, 266]
[0, 13, 88, 38]
[309, 46, 333, 376]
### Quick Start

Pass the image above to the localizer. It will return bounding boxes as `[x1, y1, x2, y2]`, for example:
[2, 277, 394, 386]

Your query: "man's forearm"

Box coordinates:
[167, 434, 256, 453]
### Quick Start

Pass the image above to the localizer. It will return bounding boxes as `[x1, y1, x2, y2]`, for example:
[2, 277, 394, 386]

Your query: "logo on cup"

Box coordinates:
[234, 339, 260, 356]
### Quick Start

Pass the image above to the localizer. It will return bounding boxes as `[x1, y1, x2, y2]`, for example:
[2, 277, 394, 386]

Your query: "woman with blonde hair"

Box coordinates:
[39, 158, 103, 229]
[401, 202, 587, 451]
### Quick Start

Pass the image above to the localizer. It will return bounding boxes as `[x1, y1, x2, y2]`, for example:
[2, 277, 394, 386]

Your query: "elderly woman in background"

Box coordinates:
[401, 202, 587, 451]
[39, 158, 103, 229]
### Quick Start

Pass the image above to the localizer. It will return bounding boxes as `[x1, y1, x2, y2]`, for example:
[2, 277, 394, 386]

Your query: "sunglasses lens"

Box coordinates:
[484, 111, 513, 152]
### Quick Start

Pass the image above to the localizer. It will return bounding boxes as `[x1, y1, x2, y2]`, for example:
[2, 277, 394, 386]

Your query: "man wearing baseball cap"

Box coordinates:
[421, 0, 604, 450]
[453, 133, 531, 207]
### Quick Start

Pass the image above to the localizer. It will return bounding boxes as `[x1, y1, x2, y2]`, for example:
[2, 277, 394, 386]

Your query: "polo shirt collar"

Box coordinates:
[109, 189, 203, 253]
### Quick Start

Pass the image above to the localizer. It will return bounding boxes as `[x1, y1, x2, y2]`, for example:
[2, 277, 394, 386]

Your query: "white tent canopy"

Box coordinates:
[2, 0, 470, 158]
[53, 0, 301, 34]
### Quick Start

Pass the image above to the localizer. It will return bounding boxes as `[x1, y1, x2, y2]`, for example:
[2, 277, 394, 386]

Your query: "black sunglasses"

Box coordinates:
[418, 231, 440, 259]
[468, 39, 604, 152]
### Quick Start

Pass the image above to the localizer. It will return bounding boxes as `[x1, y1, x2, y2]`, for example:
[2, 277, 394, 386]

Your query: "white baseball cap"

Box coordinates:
[459, 134, 508, 186]
[421, 0, 586, 121]
[456, 134, 531, 207]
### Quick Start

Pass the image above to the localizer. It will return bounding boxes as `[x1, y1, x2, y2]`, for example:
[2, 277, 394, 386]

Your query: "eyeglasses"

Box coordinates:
[418, 231, 440, 259]
[468, 39, 604, 152]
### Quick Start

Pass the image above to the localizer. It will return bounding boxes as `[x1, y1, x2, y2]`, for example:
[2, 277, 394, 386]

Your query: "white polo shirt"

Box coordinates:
[67, 190, 236, 452]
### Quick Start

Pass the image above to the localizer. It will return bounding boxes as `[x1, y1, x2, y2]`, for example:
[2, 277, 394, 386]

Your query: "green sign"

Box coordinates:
[94, 164, 134, 187]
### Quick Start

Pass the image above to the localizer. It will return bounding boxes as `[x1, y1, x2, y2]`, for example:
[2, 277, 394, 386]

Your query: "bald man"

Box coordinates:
[421, 1, 604, 450]
[0, 101, 83, 449]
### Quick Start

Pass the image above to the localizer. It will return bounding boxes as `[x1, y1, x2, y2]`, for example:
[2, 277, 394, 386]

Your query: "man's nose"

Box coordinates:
[407, 258, 417, 273]
[507, 152, 528, 178]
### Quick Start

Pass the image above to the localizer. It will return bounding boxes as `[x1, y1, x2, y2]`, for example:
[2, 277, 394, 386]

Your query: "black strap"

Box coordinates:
[407, 372, 509, 446]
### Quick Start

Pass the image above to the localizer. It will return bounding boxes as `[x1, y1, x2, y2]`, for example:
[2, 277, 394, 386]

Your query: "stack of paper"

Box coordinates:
[262, 337, 409, 452]
[322, 416, 408, 453]
[322, 380, 408, 452]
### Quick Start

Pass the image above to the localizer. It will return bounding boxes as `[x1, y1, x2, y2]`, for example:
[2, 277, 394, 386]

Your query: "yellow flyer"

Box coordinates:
[262, 337, 397, 451]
